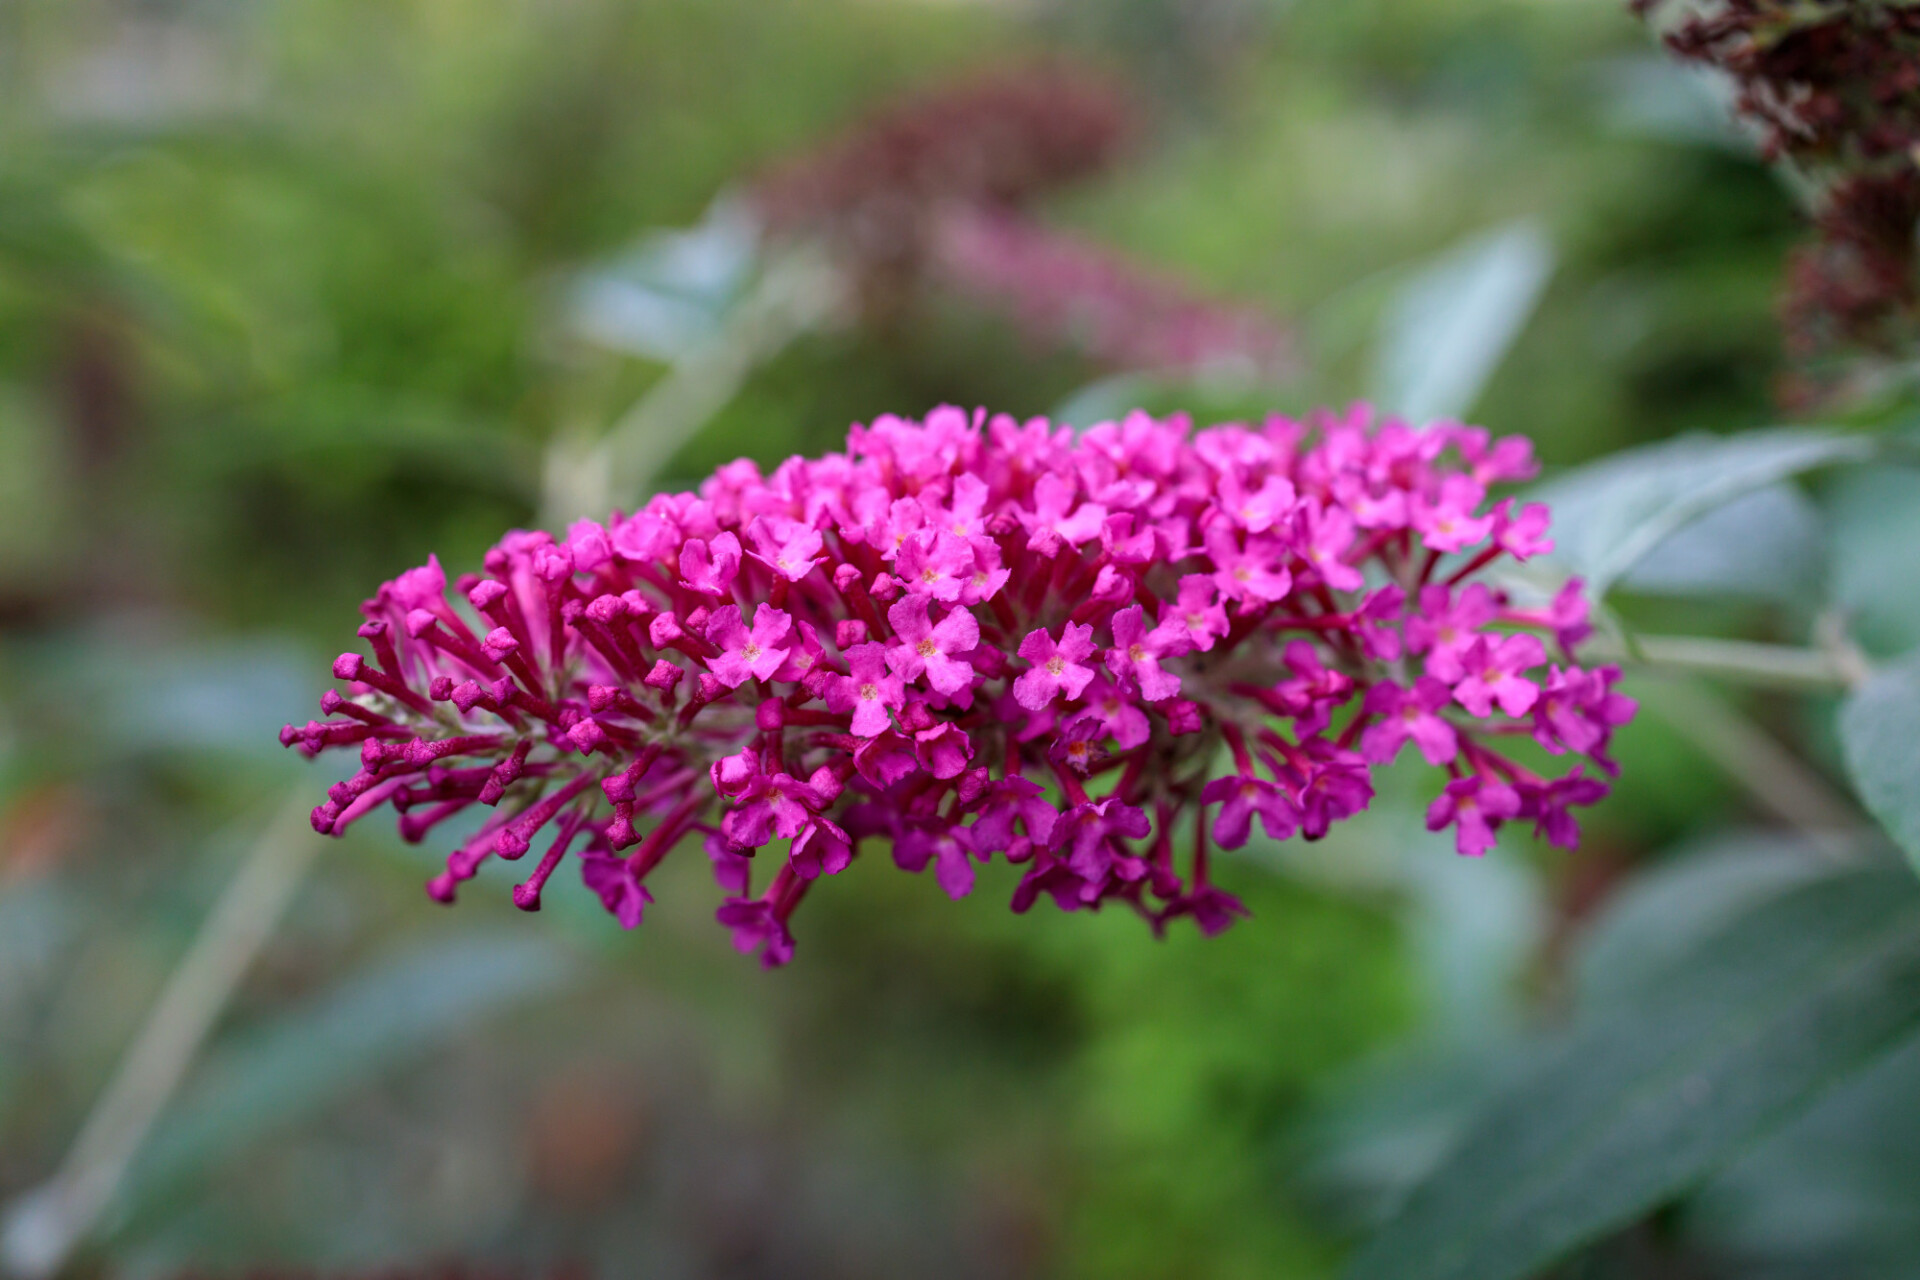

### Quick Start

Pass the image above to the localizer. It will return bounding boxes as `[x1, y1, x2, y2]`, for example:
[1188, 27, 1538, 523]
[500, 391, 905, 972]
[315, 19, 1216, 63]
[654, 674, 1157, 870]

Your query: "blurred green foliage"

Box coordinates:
[0, 0, 1871, 1277]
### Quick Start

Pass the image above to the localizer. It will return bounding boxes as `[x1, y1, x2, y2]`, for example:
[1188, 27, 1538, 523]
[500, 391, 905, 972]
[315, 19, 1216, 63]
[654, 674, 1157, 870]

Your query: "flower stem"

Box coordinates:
[0, 789, 323, 1280]
[1584, 631, 1871, 693]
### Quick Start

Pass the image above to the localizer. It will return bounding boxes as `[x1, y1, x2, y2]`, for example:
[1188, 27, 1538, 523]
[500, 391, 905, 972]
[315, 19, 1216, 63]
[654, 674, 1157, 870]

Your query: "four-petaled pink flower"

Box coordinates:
[1295, 500, 1364, 592]
[706, 605, 793, 688]
[747, 518, 824, 582]
[1014, 622, 1097, 710]
[1520, 769, 1610, 850]
[1533, 665, 1637, 757]
[1411, 474, 1494, 553]
[1453, 633, 1549, 718]
[1219, 472, 1297, 533]
[1151, 575, 1229, 654]
[1426, 774, 1522, 857]
[1360, 677, 1459, 766]
[1406, 583, 1499, 681]
[1207, 528, 1293, 607]
[580, 846, 654, 928]
[885, 595, 980, 695]
[1491, 499, 1553, 560]
[828, 642, 906, 736]
[895, 825, 981, 900]
[1104, 605, 1180, 702]
[1202, 773, 1300, 849]
[895, 530, 975, 602]
[680, 531, 742, 596]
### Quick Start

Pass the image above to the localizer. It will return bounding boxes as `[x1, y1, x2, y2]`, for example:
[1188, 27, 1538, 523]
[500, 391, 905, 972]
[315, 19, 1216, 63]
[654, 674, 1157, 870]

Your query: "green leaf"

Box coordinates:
[1571, 832, 1834, 1009]
[1530, 428, 1875, 600]
[1595, 55, 1754, 153]
[1050, 374, 1165, 429]
[116, 929, 576, 1217]
[1687, 1027, 1920, 1272]
[1617, 483, 1824, 605]
[565, 197, 761, 362]
[1369, 221, 1555, 424]
[1827, 465, 1920, 658]
[1346, 865, 1920, 1280]
[1841, 658, 1920, 874]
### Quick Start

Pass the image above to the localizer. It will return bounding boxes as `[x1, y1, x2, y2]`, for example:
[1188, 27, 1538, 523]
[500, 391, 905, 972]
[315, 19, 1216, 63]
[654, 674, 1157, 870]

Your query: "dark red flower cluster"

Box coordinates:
[752, 61, 1135, 245]
[748, 62, 1294, 380]
[284, 406, 1631, 967]
[1635, 0, 1920, 363]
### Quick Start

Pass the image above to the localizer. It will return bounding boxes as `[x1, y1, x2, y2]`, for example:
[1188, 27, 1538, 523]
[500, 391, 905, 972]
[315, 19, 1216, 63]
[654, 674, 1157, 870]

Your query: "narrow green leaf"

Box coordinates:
[1370, 221, 1554, 425]
[565, 197, 760, 362]
[1530, 428, 1874, 600]
[1050, 374, 1164, 430]
[117, 929, 575, 1215]
[1841, 658, 1920, 874]
[1346, 866, 1920, 1280]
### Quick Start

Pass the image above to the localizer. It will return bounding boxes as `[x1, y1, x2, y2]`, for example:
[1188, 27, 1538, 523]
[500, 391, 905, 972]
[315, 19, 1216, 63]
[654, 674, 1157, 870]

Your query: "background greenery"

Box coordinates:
[1, 1, 1897, 1277]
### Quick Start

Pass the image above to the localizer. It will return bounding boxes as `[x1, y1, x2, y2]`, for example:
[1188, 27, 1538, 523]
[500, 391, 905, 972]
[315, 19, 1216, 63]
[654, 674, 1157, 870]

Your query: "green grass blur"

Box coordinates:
[0, 1, 1822, 1276]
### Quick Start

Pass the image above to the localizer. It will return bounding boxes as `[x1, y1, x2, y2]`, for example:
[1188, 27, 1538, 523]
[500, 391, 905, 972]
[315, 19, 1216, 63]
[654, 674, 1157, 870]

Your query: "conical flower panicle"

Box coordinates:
[284, 405, 1632, 966]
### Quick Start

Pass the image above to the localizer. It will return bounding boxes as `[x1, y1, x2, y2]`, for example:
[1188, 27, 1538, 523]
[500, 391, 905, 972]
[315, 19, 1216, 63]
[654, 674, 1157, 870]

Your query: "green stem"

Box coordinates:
[1583, 632, 1870, 693]
[0, 790, 323, 1280]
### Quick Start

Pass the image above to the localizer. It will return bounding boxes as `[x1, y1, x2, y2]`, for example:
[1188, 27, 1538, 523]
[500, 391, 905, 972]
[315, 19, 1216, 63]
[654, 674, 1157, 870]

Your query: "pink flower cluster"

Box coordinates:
[283, 406, 1634, 966]
[747, 60, 1296, 382]
[932, 209, 1297, 382]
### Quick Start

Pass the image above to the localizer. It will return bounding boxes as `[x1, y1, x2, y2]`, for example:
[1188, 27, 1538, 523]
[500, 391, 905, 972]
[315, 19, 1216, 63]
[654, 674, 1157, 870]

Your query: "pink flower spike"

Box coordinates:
[706, 604, 793, 688]
[283, 400, 1632, 963]
[1360, 677, 1459, 766]
[1426, 774, 1521, 857]
[885, 595, 980, 695]
[1013, 622, 1097, 711]
[1452, 632, 1549, 718]
[1104, 605, 1180, 702]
